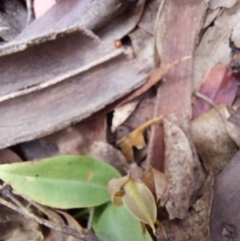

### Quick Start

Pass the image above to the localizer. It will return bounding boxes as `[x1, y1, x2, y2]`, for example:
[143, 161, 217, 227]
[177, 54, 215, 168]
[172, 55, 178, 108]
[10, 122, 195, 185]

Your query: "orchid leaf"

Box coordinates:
[0, 155, 121, 208]
[93, 203, 153, 241]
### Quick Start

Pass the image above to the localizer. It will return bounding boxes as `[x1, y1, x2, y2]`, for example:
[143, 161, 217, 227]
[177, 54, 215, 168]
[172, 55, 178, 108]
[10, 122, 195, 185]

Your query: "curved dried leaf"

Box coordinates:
[107, 175, 129, 205]
[117, 116, 163, 162]
[122, 178, 156, 233]
[143, 166, 168, 202]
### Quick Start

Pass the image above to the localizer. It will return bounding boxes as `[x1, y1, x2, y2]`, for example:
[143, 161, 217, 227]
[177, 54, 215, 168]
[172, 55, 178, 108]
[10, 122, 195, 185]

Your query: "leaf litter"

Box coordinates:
[1, 0, 240, 240]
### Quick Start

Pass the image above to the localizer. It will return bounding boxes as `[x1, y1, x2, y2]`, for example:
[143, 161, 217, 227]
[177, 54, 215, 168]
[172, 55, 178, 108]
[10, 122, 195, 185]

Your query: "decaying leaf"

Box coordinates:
[156, 173, 213, 241]
[193, 63, 239, 118]
[117, 116, 163, 162]
[161, 115, 205, 220]
[191, 104, 238, 176]
[108, 175, 129, 206]
[143, 166, 168, 202]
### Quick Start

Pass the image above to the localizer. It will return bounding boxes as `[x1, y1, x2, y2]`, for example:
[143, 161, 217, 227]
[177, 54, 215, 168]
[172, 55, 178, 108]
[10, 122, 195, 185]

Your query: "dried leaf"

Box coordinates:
[117, 116, 163, 162]
[161, 115, 205, 219]
[193, 63, 239, 118]
[156, 173, 213, 241]
[143, 166, 168, 202]
[108, 175, 129, 205]
[112, 98, 140, 132]
[122, 178, 157, 233]
[191, 104, 238, 176]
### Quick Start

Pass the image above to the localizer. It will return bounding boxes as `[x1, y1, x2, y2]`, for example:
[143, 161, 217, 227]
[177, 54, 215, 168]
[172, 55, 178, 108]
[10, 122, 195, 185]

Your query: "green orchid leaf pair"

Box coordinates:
[0, 155, 154, 241]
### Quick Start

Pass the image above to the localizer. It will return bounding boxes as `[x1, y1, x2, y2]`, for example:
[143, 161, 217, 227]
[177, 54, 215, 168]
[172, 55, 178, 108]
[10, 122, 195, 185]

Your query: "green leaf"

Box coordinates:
[0, 155, 120, 208]
[93, 203, 153, 241]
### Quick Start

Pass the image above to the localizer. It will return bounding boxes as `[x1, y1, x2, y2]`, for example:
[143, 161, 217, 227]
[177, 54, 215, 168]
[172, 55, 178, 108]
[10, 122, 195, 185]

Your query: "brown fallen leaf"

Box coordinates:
[117, 116, 163, 163]
[161, 115, 205, 220]
[156, 173, 213, 241]
[143, 166, 168, 202]
[191, 104, 238, 176]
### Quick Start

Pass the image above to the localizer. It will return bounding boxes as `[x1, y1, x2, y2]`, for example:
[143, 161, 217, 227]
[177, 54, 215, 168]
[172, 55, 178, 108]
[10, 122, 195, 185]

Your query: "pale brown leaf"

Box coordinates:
[191, 104, 238, 176]
[143, 166, 168, 202]
[161, 115, 205, 219]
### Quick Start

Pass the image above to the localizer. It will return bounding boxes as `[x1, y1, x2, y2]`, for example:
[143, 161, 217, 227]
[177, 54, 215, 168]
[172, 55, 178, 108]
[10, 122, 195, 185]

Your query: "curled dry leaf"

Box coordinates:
[117, 116, 163, 162]
[108, 175, 129, 205]
[161, 115, 205, 220]
[191, 104, 238, 176]
[143, 166, 168, 202]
